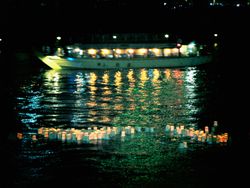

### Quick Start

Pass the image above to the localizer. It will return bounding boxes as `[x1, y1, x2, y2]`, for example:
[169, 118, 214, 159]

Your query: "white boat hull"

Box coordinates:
[38, 55, 212, 70]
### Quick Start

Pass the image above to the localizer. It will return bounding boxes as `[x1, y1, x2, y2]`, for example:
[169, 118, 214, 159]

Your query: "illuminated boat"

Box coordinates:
[38, 55, 212, 70]
[37, 42, 212, 70]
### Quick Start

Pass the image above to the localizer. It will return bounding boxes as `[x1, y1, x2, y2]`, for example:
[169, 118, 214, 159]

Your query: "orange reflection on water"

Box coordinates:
[89, 110, 97, 116]
[100, 102, 109, 108]
[127, 70, 135, 83]
[102, 73, 109, 84]
[89, 72, 97, 85]
[152, 69, 160, 83]
[101, 96, 112, 102]
[140, 69, 148, 87]
[88, 72, 98, 95]
[102, 87, 112, 96]
[126, 70, 136, 94]
[114, 104, 124, 111]
[89, 85, 97, 95]
[114, 71, 122, 87]
[86, 101, 97, 108]
[100, 116, 111, 123]
[165, 69, 171, 80]
[173, 70, 182, 79]
[173, 70, 183, 85]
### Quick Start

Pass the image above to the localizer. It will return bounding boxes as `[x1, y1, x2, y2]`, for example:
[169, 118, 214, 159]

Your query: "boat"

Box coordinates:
[37, 54, 212, 70]
[36, 41, 213, 70]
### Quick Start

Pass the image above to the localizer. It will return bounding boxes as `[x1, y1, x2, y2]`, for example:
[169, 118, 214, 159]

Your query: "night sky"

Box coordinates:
[1, 0, 249, 54]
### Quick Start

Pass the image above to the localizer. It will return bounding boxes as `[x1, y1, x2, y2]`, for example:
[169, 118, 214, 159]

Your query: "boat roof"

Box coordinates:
[69, 43, 178, 49]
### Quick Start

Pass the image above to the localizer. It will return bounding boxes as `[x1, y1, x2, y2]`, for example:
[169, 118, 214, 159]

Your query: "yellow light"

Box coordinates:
[138, 48, 147, 54]
[115, 49, 121, 54]
[152, 48, 160, 53]
[102, 73, 109, 84]
[127, 49, 134, 54]
[165, 69, 171, 80]
[140, 69, 148, 87]
[114, 71, 122, 87]
[89, 72, 97, 85]
[151, 48, 162, 56]
[180, 45, 188, 54]
[152, 69, 160, 82]
[89, 73, 98, 96]
[127, 70, 135, 83]
[88, 49, 97, 55]
[74, 48, 80, 52]
[164, 49, 171, 56]
[172, 48, 179, 53]
[101, 49, 110, 55]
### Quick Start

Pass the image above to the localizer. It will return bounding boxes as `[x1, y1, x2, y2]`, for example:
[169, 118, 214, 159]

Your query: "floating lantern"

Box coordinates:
[38, 127, 43, 135]
[32, 135, 37, 141]
[205, 126, 209, 133]
[17, 133, 23, 140]
[15, 122, 228, 149]
[121, 130, 126, 137]
[131, 127, 135, 134]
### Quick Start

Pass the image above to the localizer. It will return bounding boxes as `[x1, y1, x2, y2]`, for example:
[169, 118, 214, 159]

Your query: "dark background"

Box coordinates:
[1, 0, 250, 174]
[2, 0, 250, 46]
[0, 1, 249, 187]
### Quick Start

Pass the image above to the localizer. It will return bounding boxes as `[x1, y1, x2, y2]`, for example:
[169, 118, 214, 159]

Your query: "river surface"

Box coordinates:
[3, 63, 238, 187]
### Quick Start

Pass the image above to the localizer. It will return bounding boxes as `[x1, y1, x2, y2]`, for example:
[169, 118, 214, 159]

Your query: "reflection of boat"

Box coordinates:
[37, 54, 212, 70]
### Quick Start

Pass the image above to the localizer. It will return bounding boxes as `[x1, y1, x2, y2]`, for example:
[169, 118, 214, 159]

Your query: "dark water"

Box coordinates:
[2, 61, 247, 188]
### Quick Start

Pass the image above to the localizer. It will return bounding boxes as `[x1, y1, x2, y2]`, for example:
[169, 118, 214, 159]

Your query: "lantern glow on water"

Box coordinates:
[17, 122, 229, 150]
